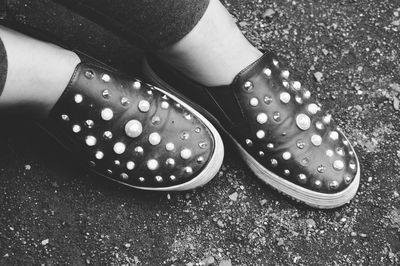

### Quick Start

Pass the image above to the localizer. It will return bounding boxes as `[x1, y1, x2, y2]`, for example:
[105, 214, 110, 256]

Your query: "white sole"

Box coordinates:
[143, 58, 360, 207]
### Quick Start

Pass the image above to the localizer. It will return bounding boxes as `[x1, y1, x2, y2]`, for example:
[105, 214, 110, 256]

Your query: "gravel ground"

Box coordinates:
[1, 0, 400, 265]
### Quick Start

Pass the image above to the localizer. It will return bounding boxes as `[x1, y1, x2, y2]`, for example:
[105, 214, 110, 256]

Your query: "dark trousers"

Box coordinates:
[0, 0, 210, 95]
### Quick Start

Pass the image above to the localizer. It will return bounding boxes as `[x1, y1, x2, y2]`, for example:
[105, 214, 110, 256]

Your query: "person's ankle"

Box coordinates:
[156, 0, 262, 87]
[0, 26, 80, 118]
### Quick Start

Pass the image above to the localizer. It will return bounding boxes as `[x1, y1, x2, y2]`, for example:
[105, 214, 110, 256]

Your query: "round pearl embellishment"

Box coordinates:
[95, 151, 104, 160]
[296, 114, 311, 130]
[280, 92, 291, 103]
[125, 120, 143, 138]
[113, 142, 126, 154]
[281, 70, 289, 79]
[250, 98, 259, 107]
[293, 81, 301, 90]
[85, 136, 97, 146]
[101, 108, 114, 121]
[333, 160, 344, 171]
[166, 142, 175, 151]
[161, 101, 169, 109]
[256, 130, 265, 139]
[257, 113, 268, 124]
[329, 131, 339, 140]
[149, 132, 161, 145]
[126, 161, 135, 170]
[180, 149, 192, 160]
[133, 81, 141, 89]
[138, 100, 150, 112]
[74, 94, 83, 104]
[263, 68, 272, 76]
[282, 151, 292, 160]
[147, 159, 159, 170]
[102, 74, 111, 82]
[311, 135, 322, 146]
[307, 103, 319, 115]
[72, 125, 81, 133]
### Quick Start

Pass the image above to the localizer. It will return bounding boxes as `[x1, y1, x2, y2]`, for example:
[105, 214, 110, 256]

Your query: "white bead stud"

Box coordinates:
[281, 70, 289, 79]
[180, 149, 192, 160]
[166, 158, 175, 167]
[323, 114, 332, 124]
[314, 180, 322, 187]
[61, 114, 69, 121]
[155, 176, 163, 182]
[263, 68, 272, 76]
[72, 125, 81, 133]
[101, 108, 114, 121]
[311, 135, 322, 146]
[125, 120, 143, 138]
[296, 114, 311, 130]
[329, 131, 339, 141]
[166, 142, 175, 151]
[113, 142, 126, 154]
[293, 81, 301, 90]
[326, 149, 334, 157]
[295, 95, 303, 104]
[161, 101, 169, 109]
[257, 113, 268, 124]
[103, 131, 113, 140]
[243, 81, 253, 91]
[315, 121, 324, 130]
[121, 97, 130, 106]
[298, 174, 307, 183]
[303, 90, 311, 99]
[256, 130, 265, 139]
[102, 74, 111, 82]
[282, 151, 292, 160]
[250, 98, 259, 107]
[133, 81, 141, 89]
[184, 167, 193, 175]
[147, 159, 159, 171]
[149, 132, 161, 145]
[282, 81, 289, 88]
[307, 103, 319, 115]
[126, 161, 135, 170]
[333, 160, 344, 171]
[85, 136, 97, 146]
[120, 173, 129, 180]
[95, 151, 104, 160]
[74, 94, 83, 104]
[280, 92, 291, 103]
[139, 177, 145, 182]
[273, 59, 279, 66]
[138, 100, 150, 112]
[134, 146, 144, 155]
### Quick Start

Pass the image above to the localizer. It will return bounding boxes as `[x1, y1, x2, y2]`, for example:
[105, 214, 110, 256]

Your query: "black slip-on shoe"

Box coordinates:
[42, 59, 224, 191]
[143, 52, 360, 208]
[0, 20, 225, 191]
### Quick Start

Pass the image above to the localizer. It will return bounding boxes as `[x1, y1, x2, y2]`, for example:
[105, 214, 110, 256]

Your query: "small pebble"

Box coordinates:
[124, 243, 131, 248]
[202, 256, 215, 266]
[219, 260, 232, 266]
[262, 8, 275, 18]
[314, 72, 323, 82]
[350, 232, 357, 237]
[359, 233, 367, 238]
[393, 191, 399, 198]
[41, 239, 49, 246]
[367, 176, 373, 182]
[24, 165, 31, 170]
[229, 192, 238, 201]
[393, 96, 399, 110]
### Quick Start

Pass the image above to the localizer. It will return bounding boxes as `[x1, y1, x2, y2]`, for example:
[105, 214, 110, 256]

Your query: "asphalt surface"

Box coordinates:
[1, 0, 400, 265]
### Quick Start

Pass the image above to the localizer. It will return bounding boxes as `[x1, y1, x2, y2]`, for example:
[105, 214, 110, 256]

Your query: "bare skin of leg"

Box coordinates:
[0, 26, 80, 118]
[157, 0, 262, 87]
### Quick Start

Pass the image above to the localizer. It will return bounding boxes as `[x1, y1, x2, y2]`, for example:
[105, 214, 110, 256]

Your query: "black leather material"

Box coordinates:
[146, 52, 359, 193]
[48, 62, 215, 188]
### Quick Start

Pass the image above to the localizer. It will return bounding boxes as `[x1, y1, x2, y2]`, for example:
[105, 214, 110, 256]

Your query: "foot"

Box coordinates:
[143, 50, 360, 208]
[156, 0, 262, 87]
